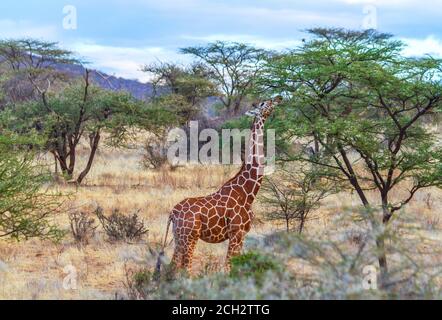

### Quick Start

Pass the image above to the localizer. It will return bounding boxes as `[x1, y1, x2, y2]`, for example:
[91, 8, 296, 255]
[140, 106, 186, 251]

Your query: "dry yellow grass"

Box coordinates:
[0, 143, 441, 299]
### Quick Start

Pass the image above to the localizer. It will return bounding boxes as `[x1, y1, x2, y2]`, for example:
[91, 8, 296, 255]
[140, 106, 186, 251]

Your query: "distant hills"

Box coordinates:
[55, 62, 223, 118]
[55, 62, 156, 100]
[1, 56, 222, 117]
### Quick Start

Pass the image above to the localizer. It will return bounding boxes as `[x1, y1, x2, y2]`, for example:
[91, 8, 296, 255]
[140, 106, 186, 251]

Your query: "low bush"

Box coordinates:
[68, 211, 97, 245]
[230, 251, 281, 285]
[95, 206, 148, 242]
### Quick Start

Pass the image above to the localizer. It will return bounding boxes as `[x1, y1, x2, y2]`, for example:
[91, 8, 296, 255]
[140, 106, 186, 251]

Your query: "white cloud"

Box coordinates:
[59, 35, 442, 83]
[0, 19, 59, 40]
[66, 42, 190, 82]
[182, 34, 301, 50]
[229, 7, 358, 27]
[125, 0, 202, 10]
[402, 36, 442, 58]
[337, 0, 415, 5]
[125, 0, 358, 27]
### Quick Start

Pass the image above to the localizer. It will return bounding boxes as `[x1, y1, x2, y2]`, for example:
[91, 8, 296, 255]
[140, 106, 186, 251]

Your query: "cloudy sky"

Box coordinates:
[1, 0, 441, 82]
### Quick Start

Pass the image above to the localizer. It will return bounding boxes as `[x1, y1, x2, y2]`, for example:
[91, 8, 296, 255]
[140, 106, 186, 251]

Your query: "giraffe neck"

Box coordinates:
[246, 117, 266, 175]
[222, 116, 267, 207]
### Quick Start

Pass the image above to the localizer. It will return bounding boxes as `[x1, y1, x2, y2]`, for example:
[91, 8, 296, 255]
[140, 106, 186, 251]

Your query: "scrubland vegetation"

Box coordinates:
[0, 28, 441, 299]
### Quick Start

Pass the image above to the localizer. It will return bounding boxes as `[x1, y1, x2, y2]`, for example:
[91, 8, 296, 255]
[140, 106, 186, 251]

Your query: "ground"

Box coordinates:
[0, 142, 441, 299]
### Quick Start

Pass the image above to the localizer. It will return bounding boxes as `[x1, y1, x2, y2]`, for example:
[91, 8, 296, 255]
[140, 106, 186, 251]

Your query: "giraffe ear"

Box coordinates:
[245, 110, 257, 117]
[273, 96, 283, 104]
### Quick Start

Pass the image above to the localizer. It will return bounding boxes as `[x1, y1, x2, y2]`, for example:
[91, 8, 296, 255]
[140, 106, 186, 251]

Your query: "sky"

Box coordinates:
[0, 0, 441, 82]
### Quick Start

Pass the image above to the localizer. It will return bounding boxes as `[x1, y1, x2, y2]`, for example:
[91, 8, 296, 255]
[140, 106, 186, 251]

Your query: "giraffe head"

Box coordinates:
[245, 97, 282, 120]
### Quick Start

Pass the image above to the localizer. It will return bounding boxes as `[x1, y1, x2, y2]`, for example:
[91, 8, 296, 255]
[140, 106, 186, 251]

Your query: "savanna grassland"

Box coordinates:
[0, 132, 441, 299]
[2, 29, 442, 300]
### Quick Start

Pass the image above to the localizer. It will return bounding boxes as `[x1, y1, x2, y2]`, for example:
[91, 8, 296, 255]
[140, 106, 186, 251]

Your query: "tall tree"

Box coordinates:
[181, 41, 267, 113]
[260, 28, 442, 285]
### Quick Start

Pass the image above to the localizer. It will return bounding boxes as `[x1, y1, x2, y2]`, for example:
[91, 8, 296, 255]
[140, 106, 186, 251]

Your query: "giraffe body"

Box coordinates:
[168, 99, 279, 271]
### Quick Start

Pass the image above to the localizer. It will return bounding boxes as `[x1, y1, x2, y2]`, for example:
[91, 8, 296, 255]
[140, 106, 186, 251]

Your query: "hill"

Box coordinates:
[55, 62, 155, 100]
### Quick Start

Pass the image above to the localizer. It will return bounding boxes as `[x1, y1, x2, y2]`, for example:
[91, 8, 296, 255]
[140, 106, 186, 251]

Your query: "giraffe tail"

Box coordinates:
[161, 214, 173, 253]
[155, 214, 173, 277]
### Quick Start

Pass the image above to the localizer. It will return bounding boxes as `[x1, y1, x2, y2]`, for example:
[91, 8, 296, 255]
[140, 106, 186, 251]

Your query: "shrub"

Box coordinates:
[123, 209, 442, 300]
[68, 211, 97, 245]
[95, 206, 148, 242]
[261, 164, 334, 233]
[0, 135, 64, 241]
[230, 251, 281, 285]
[125, 264, 178, 300]
[142, 133, 170, 170]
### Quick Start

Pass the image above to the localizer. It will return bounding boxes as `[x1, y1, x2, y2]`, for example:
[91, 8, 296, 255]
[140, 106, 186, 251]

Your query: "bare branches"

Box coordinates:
[261, 164, 335, 233]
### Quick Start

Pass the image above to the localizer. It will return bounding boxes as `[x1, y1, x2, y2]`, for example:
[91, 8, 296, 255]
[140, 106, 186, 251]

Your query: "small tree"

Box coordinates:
[142, 62, 217, 106]
[3, 70, 143, 184]
[261, 165, 333, 233]
[181, 41, 267, 113]
[260, 28, 442, 285]
[140, 63, 213, 169]
[0, 134, 63, 240]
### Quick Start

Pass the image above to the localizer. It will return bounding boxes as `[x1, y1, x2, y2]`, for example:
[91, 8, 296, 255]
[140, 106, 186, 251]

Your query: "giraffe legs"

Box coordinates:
[182, 238, 197, 271]
[225, 229, 246, 270]
[171, 234, 198, 273]
[171, 240, 182, 268]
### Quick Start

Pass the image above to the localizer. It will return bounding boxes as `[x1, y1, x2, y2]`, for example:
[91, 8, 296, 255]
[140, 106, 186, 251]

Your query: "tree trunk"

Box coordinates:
[76, 131, 100, 185]
[375, 198, 393, 287]
[376, 236, 388, 287]
[56, 152, 73, 180]
[313, 134, 320, 154]
[52, 151, 58, 175]
[298, 213, 305, 234]
[350, 177, 389, 288]
[68, 135, 76, 176]
[382, 199, 393, 224]
[233, 99, 241, 114]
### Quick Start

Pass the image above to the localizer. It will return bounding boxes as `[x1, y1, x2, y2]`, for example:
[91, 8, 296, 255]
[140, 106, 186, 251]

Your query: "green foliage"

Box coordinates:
[1, 73, 159, 183]
[257, 28, 442, 284]
[230, 251, 281, 285]
[259, 28, 442, 219]
[147, 93, 198, 125]
[181, 41, 268, 111]
[125, 210, 442, 300]
[142, 61, 217, 121]
[0, 39, 78, 104]
[0, 136, 64, 241]
[261, 164, 336, 233]
[125, 264, 179, 299]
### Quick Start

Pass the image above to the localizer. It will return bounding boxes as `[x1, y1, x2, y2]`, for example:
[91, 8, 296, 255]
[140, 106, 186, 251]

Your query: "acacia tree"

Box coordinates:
[142, 61, 217, 122]
[0, 39, 77, 104]
[3, 70, 141, 184]
[142, 62, 216, 105]
[260, 28, 442, 285]
[0, 134, 63, 240]
[181, 41, 267, 112]
[141, 62, 219, 169]
[0, 39, 182, 183]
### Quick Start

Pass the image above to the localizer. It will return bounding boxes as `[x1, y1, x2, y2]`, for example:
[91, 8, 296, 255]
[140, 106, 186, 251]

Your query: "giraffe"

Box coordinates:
[163, 98, 280, 272]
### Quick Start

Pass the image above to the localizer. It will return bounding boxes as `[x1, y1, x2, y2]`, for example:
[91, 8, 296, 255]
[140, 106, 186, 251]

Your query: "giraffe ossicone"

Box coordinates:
[165, 98, 281, 272]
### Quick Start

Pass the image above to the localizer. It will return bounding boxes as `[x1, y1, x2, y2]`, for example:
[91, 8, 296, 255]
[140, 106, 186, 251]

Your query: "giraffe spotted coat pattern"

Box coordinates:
[166, 99, 279, 271]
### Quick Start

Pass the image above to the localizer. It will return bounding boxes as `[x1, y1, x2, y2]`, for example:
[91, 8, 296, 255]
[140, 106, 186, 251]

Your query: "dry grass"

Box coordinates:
[0, 142, 441, 299]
